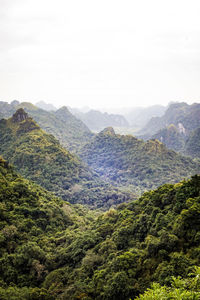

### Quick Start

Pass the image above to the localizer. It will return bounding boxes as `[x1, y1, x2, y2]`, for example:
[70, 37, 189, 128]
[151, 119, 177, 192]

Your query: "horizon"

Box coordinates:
[2, 98, 199, 114]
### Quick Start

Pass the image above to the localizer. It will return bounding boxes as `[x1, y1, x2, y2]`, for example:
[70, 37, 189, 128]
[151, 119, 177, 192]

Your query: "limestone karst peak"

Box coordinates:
[12, 108, 29, 123]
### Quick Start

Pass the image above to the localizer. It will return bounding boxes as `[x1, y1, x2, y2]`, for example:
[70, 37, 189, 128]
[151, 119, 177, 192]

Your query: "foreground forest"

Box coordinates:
[0, 156, 200, 299]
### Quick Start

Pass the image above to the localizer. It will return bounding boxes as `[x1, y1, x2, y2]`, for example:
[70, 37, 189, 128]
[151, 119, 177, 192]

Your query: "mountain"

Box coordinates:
[140, 102, 200, 138]
[73, 109, 129, 132]
[36, 100, 57, 111]
[0, 109, 131, 208]
[0, 101, 93, 152]
[0, 100, 18, 118]
[185, 127, 200, 158]
[125, 104, 166, 129]
[151, 124, 186, 153]
[1, 156, 200, 299]
[79, 127, 200, 194]
[18, 102, 94, 152]
[144, 103, 200, 157]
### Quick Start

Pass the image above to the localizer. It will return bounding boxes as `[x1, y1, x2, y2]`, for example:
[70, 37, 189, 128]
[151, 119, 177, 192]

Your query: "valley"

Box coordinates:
[0, 100, 200, 299]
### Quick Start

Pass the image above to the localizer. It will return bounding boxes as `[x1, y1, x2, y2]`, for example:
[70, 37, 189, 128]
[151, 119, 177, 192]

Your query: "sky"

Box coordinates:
[0, 0, 200, 110]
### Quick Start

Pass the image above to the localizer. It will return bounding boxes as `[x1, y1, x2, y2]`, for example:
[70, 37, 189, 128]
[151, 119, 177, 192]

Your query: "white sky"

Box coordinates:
[0, 0, 200, 109]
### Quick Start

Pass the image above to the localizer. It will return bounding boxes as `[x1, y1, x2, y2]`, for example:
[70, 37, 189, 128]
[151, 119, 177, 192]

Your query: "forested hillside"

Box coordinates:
[79, 127, 200, 193]
[152, 125, 200, 158]
[0, 156, 200, 299]
[0, 109, 131, 208]
[185, 127, 200, 158]
[0, 101, 93, 152]
[140, 102, 200, 138]
[152, 124, 186, 153]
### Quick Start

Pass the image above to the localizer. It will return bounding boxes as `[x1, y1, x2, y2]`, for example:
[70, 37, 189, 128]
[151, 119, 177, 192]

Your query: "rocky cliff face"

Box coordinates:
[12, 108, 28, 123]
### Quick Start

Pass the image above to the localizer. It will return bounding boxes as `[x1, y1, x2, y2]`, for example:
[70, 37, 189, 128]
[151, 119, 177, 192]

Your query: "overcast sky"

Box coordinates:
[0, 0, 200, 109]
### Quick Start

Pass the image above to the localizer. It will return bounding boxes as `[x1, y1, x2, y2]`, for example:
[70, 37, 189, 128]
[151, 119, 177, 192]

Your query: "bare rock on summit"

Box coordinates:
[12, 108, 29, 123]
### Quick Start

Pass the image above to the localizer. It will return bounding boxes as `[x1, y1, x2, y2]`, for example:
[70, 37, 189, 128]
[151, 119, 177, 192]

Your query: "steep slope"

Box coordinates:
[79, 127, 200, 193]
[0, 100, 19, 118]
[0, 109, 131, 208]
[1, 160, 200, 299]
[0, 101, 93, 152]
[185, 127, 200, 158]
[0, 156, 98, 296]
[53, 106, 94, 150]
[140, 102, 200, 137]
[73, 109, 129, 132]
[18, 102, 94, 152]
[36, 100, 57, 111]
[151, 124, 185, 152]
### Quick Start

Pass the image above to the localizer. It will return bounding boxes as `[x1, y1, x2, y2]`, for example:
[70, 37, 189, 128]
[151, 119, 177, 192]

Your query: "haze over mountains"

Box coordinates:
[143, 102, 200, 156]
[79, 127, 200, 193]
[0, 108, 131, 209]
[1, 100, 200, 159]
[0, 98, 200, 299]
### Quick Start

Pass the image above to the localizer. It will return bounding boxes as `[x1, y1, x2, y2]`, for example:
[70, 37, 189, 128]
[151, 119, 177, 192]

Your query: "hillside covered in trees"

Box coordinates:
[0, 100, 93, 153]
[0, 156, 200, 299]
[79, 127, 200, 194]
[140, 102, 200, 137]
[139, 102, 200, 158]
[0, 109, 131, 209]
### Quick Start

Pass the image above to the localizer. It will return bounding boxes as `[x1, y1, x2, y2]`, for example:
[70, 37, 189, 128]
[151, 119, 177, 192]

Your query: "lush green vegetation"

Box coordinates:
[140, 103, 200, 159]
[152, 124, 185, 153]
[140, 102, 200, 137]
[0, 100, 93, 153]
[0, 109, 132, 209]
[0, 156, 99, 298]
[79, 127, 200, 194]
[1, 101, 200, 299]
[0, 155, 200, 299]
[152, 125, 200, 159]
[17, 103, 94, 153]
[136, 268, 200, 299]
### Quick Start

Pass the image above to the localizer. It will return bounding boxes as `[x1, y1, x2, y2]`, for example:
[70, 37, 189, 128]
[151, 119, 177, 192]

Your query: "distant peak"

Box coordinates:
[55, 106, 71, 116]
[10, 100, 20, 107]
[57, 106, 70, 112]
[99, 127, 115, 136]
[36, 101, 57, 111]
[12, 108, 29, 123]
[19, 102, 38, 111]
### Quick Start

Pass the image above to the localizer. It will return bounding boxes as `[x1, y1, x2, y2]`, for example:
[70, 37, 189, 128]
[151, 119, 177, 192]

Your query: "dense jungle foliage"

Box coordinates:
[79, 127, 200, 194]
[0, 109, 132, 209]
[0, 156, 200, 299]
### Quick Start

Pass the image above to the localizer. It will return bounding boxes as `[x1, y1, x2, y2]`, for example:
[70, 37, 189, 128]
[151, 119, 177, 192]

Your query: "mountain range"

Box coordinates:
[0, 101, 93, 153]
[141, 102, 200, 157]
[79, 127, 200, 193]
[71, 109, 129, 132]
[0, 98, 200, 299]
[0, 109, 131, 209]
